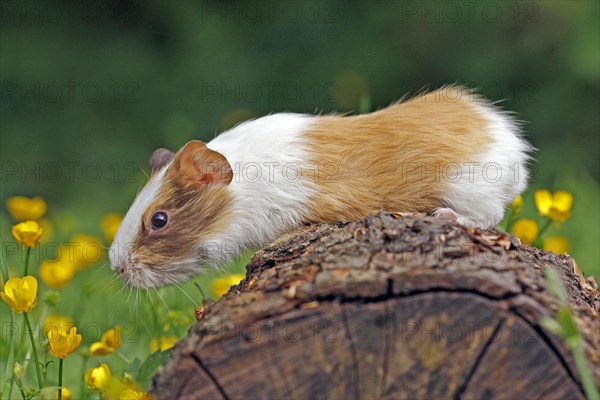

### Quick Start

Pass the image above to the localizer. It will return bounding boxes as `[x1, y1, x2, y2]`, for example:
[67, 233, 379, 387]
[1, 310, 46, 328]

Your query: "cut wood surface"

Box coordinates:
[151, 212, 599, 400]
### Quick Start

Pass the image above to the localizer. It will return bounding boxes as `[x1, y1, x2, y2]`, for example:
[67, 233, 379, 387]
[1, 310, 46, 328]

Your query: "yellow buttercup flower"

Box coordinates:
[509, 194, 523, 214]
[150, 336, 178, 352]
[1, 276, 38, 313]
[512, 218, 539, 245]
[543, 236, 571, 254]
[11, 221, 43, 247]
[6, 196, 47, 221]
[85, 364, 112, 391]
[120, 388, 147, 400]
[211, 274, 245, 299]
[69, 234, 104, 268]
[47, 326, 82, 359]
[90, 325, 121, 356]
[55, 387, 71, 400]
[39, 260, 76, 289]
[534, 189, 573, 223]
[101, 213, 123, 243]
[103, 376, 149, 400]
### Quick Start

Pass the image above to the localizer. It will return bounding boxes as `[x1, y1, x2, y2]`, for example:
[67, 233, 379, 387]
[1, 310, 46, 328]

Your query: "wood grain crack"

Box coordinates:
[189, 352, 231, 400]
[452, 318, 505, 400]
[341, 305, 360, 399]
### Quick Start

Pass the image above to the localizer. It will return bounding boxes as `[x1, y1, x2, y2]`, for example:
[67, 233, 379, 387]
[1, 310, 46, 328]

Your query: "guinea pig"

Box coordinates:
[109, 86, 531, 288]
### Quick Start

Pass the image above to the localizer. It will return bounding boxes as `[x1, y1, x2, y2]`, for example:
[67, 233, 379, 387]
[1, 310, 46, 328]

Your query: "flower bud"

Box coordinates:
[43, 290, 61, 307]
[13, 362, 24, 379]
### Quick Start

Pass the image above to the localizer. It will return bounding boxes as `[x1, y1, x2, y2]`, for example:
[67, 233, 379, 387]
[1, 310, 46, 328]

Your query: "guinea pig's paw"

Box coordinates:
[432, 207, 459, 224]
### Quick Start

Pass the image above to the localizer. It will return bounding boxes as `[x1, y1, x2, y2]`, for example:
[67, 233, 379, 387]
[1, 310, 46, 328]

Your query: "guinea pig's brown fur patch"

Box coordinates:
[304, 86, 490, 222]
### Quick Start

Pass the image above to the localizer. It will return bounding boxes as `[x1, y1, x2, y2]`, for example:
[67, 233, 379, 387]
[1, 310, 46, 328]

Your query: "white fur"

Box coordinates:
[109, 167, 167, 274]
[203, 113, 316, 265]
[438, 101, 532, 228]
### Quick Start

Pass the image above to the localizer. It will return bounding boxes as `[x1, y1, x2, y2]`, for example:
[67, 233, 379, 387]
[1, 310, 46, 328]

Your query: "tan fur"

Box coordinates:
[304, 87, 490, 222]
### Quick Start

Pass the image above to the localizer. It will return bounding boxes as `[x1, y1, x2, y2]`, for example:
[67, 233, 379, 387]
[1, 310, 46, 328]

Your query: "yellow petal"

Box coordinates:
[512, 219, 539, 245]
[85, 364, 111, 390]
[67, 327, 82, 354]
[55, 387, 71, 400]
[11, 221, 44, 247]
[547, 209, 572, 223]
[160, 336, 177, 351]
[534, 190, 552, 216]
[0, 292, 19, 311]
[90, 342, 111, 356]
[39, 260, 76, 289]
[211, 274, 245, 299]
[48, 327, 82, 359]
[68, 235, 104, 268]
[552, 190, 573, 213]
[6, 196, 47, 221]
[101, 325, 121, 350]
[120, 389, 146, 400]
[0, 276, 38, 313]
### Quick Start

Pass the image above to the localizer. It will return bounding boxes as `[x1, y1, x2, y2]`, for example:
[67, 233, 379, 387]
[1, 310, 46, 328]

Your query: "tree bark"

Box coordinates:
[151, 212, 599, 400]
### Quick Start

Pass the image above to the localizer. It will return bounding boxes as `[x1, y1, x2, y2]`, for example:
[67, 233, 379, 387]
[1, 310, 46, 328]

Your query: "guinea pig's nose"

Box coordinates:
[115, 264, 126, 274]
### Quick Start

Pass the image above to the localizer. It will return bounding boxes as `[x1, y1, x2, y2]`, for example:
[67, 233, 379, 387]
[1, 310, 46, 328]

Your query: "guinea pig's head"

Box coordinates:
[109, 140, 233, 288]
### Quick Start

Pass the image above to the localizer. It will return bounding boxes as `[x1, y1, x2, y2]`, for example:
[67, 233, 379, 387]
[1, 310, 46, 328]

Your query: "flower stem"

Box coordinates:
[537, 218, 553, 240]
[41, 348, 49, 387]
[58, 359, 63, 400]
[23, 247, 31, 276]
[114, 350, 132, 365]
[571, 340, 600, 400]
[0, 240, 17, 400]
[14, 378, 26, 400]
[23, 313, 43, 389]
[78, 355, 88, 400]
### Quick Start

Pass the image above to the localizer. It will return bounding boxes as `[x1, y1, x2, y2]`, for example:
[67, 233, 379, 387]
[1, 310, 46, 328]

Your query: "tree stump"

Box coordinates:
[151, 212, 599, 400]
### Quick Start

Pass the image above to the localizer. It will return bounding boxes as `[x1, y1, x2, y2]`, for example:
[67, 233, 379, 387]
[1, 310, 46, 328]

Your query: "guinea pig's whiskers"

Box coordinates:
[134, 288, 140, 319]
[152, 287, 170, 313]
[90, 261, 110, 276]
[127, 284, 134, 305]
[111, 280, 129, 300]
[97, 273, 122, 295]
[171, 282, 198, 307]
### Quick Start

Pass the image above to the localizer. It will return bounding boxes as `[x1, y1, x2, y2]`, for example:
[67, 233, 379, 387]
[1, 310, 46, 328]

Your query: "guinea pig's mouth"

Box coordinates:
[115, 263, 158, 288]
[113, 259, 201, 289]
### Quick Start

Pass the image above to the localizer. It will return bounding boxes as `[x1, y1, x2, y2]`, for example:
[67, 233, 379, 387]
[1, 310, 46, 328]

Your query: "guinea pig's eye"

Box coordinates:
[150, 211, 169, 230]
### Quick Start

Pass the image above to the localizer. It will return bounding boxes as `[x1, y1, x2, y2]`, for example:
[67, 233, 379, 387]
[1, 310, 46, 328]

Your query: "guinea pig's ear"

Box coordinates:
[149, 148, 175, 173]
[171, 140, 233, 187]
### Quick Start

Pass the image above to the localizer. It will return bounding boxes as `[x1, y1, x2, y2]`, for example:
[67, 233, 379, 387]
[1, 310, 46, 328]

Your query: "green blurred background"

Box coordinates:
[0, 0, 599, 390]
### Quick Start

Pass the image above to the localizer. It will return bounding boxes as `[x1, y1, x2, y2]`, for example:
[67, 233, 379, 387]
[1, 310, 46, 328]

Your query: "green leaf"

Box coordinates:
[136, 350, 171, 390]
[544, 268, 568, 304]
[128, 357, 143, 377]
[539, 316, 563, 336]
[557, 308, 578, 336]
